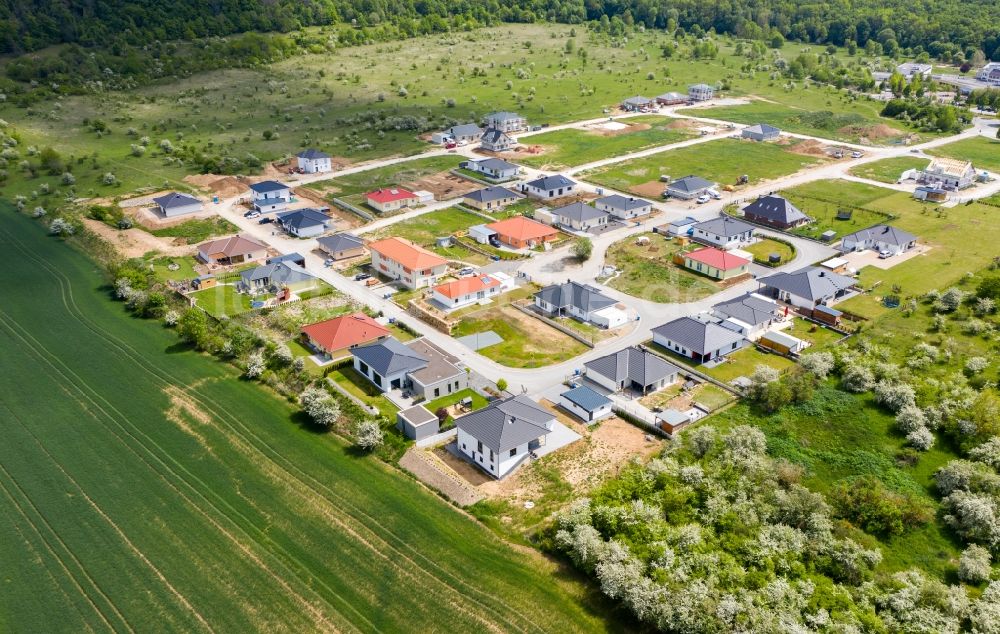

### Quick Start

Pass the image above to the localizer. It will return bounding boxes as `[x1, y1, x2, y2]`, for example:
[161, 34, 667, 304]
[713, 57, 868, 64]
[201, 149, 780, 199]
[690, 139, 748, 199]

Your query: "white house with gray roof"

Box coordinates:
[351, 337, 466, 400]
[621, 96, 654, 111]
[741, 123, 780, 142]
[595, 194, 652, 220]
[446, 123, 484, 144]
[712, 292, 783, 340]
[238, 261, 318, 295]
[840, 224, 917, 256]
[652, 315, 747, 362]
[296, 149, 332, 173]
[559, 386, 613, 423]
[688, 84, 715, 101]
[249, 180, 292, 212]
[523, 174, 576, 200]
[461, 157, 519, 182]
[534, 280, 628, 328]
[757, 266, 856, 310]
[550, 202, 609, 232]
[584, 346, 680, 395]
[463, 186, 520, 212]
[455, 395, 554, 478]
[665, 175, 716, 200]
[483, 112, 527, 133]
[274, 208, 330, 238]
[692, 216, 755, 249]
[153, 192, 202, 218]
[480, 128, 516, 152]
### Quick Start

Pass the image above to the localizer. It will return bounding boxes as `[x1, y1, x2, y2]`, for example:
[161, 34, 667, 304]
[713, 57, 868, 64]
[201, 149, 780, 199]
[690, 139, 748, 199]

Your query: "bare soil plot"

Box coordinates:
[81, 217, 195, 259]
[182, 174, 247, 198]
[408, 171, 480, 200]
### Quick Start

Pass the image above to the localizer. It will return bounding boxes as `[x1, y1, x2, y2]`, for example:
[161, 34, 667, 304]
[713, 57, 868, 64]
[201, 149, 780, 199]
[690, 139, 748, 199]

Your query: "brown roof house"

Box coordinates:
[197, 235, 269, 266]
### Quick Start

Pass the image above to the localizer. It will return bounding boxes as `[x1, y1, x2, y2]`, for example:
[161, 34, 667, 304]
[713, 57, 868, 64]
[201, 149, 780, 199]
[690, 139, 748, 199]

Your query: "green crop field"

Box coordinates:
[514, 119, 692, 169]
[582, 138, 824, 194]
[926, 136, 1000, 173]
[0, 207, 614, 632]
[848, 156, 929, 183]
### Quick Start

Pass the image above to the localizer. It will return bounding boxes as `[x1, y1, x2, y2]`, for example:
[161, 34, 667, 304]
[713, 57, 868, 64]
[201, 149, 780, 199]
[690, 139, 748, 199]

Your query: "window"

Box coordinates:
[732, 342, 738, 349]
[462, 443, 466, 450]
[454, 381, 459, 390]
[434, 388, 440, 397]
[509, 448, 517, 457]
[477, 440, 483, 453]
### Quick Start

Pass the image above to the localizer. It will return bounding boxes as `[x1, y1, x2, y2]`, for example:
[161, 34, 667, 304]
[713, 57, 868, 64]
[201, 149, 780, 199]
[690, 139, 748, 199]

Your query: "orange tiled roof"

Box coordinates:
[300, 312, 390, 353]
[485, 216, 558, 241]
[367, 236, 447, 270]
[434, 275, 500, 299]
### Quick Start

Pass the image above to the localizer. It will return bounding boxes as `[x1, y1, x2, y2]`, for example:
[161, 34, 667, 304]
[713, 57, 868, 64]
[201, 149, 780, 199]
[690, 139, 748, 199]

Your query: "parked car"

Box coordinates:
[851, 151, 864, 158]
[458, 267, 475, 276]
[354, 273, 371, 281]
[878, 250, 893, 259]
[707, 189, 722, 200]
[244, 210, 261, 219]
[696, 194, 711, 204]
[444, 142, 457, 149]
[258, 217, 273, 224]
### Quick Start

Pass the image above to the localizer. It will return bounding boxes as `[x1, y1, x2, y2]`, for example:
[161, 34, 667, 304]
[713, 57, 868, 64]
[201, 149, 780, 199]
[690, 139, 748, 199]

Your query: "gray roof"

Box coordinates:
[596, 194, 651, 212]
[351, 337, 428, 377]
[275, 208, 329, 231]
[551, 202, 608, 223]
[465, 186, 518, 204]
[448, 123, 483, 137]
[455, 394, 553, 454]
[153, 192, 201, 210]
[317, 232, 364, 253]
[668, 175, 715, 193]
[405, 338, 463, 386]
[471, 157, 517, 171]
[535, 280, 617, 313]
[584, 346, 680, 388]
[249, 180, 289, 193]
[651, 316, 746, 355]
[668, 216, 698, 227]
[481, 128, 513, 144]
[399, 405, 437, 427]
[561, 385, 612, 412]
[526, 174, 576, 190]
[713, 293, 780, 327]
[689, 83, 714, 91]
[742, 195, 809, 225]
[841, 224, 917, 247]
[297, 148, 330, 159]
[758, 266, 856, 302]
[239, 261, 316, 287]
[657, 92, 686, 100]
[623, 96, 652, 105]
[744, 123, 780, 135]
[693, 215, 755, 237]
[267, 252, 305, 265]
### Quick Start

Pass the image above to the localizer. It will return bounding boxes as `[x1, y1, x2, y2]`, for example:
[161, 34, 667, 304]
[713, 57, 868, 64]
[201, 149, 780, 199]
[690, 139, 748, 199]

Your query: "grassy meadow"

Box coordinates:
[0, 207, 616, 633]
[604, 232, 721, 303]
[780, 178, 895, 240]
[926, 136, 1000, 173]
[848, 156, 930, 183]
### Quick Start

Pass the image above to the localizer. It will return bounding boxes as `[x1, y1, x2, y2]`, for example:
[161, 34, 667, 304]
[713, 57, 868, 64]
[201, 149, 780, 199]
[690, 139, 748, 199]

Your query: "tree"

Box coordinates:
[49, 217, 74, 236]
[355, 420, 384, 451]
[907, 426, 935, 451]
[959, 544, 992, 583]
[300, 386, 340, 428]
[496, 378, 508, 392]
[800, 352, 834, 379]
[244, 349, 265, 379]
[177, 308, 208, 347]
[572, 237, 593, 260]
[842, 364, 875, 392]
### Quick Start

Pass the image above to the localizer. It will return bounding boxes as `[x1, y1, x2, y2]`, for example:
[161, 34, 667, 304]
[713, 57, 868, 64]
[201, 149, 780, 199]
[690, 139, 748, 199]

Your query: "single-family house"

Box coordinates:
[665, 175, 716, 200]
[197, 235, 269, 266]
[249, 180, 292, 212]
[621, 96, 654, 112]
[296, 149, 332, 174]
[742, 195, 811, 229]
[550, 202, 609, 232]
[446, 123, 484, 144]
[396, 405, 439, 442]
[153, 192, 202, 218]
[683, 246, 751, 280]
[757, 266, 856, 310]
[463, 186, 520, 212]
[431, 275, 504, 310]
[351, 336, 466, 400]
[652, 315, 748, 363]
[461, 157, 519, 182]
[238, 261, 318, 295]
[268, 252, 306, 267]
[896, 62, 933, 80]
[664, 216, 698, 236]
[483, 112, 527, 133]
[365, 187, 419, 213]
[301, 312, 390, 360]
[920, 158, 976, 189]
[480, 128, 515, 153]
[455, 395, 554, 479]
[688, 84, 715, 101]
[584, 346, 681, 395]
[741, 123, 781, 141]
[317, 233, 366, 261]
[558, 386, 613, 423]
[976, 62, 1000, 85]
[522, 174, 576, 200]
[595, 194, 653, 220]
[274, 208, 330, 238]
[656, 92, 688, 105]
[404, 338, 468, 401]
[840, 224, 917, 256]
[534, 280, 628, 328]
[712, 292, 782, 340]
[691, 216, 755, 249]
[368, 237, 448, 289]
[486, 216, 559, 249]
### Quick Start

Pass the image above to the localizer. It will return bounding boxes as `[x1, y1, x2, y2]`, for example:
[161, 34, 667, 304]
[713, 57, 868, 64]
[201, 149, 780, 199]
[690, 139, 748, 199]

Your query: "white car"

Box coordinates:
[851, 151, 864, 158]
[696, 194, 711, 204]
[707, 189, 722, 200]
[244, 210, 261, 219]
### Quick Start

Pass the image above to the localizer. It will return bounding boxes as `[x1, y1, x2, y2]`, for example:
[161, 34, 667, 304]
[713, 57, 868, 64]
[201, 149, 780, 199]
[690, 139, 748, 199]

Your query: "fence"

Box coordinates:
[638, 343, 742, 397]
[509, 300, 595, 348]
[612, 404, 671, 438]
[331, 197, 374, 222]
[415, 428, 458, 448]
[449, 168, 492, 187]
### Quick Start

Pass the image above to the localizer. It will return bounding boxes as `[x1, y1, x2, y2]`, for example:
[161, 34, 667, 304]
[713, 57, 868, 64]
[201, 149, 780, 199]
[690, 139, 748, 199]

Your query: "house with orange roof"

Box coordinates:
[431, 274, 508, 310]
[365, 187, 419, 213]
[682, 246, 751, 280]
[485, 216, 559, 249]
[368, 236, 449, 289]
[197, 235, 269, 266]
[300, 312, 391, 361]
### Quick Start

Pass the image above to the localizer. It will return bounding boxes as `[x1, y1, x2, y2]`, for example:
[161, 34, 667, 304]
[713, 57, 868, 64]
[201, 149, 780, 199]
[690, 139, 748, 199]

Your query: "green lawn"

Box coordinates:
[784, 318, 845, 350]
[150, 255, 199, 282]
[310, 156, 462, 198]
[582, 138, 823, 194]
[368, 207, 487, 247]
[701, 346, 797, 383]
[781, 179, 896, 240]
[0, 207, 614, 633]
[848, 156, 929, 183]
[743, 238, 795, 266]
[926, 136, 1000, 173]
[189, 283, 257, 318]
[692, 384, 736, 411]
[604, 232, 720, 303]
[452, 306, 588, 369]
[515, 121, 691, 170]
[327, 366, 399, 419]
[425, 389, 488, 423]
[149, 216, 239, 245]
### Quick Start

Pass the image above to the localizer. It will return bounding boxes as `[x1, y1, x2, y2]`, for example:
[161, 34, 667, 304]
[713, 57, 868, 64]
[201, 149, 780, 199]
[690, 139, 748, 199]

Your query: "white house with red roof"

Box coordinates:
[300, 312, 391, 360]
[366, 187, 419, 213]
[682, 246, 751, 280]
[368, 237, 449, 289]
[431, 274, 511, 310]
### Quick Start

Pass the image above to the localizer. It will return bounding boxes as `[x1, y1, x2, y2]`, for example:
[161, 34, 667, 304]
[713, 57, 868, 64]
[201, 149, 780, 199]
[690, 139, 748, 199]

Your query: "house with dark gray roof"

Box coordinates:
[153, 192, 202, 218]
[461, 157, 519, 181]
[446, 123, 484, 144]
[741, 123, 780, 142]
[584, 346, 680, 395]
[595, 194, 653, 220]
[665, 175, 716, 200]
[534, 280, 628, 328]
[351, 336, 465, 400]
[275, 208, 330, 238]
[757, 266, 856, 310]
[296, 148, 332, 173]
[621, 96, 654, 111]
[712, 292, 782, 339]
[463, 186, 519, 212]
[550, 202, 609, 232]
[742, 195, 811, 229]
[692, 216, 755, 249]
[688, 84, 715, 101]
[238, 261, 318, 295]
[523, 174, 576, 200]
[652, 314, 747, 362]
[559, 385, 613, 423]
[455, 395, 554, 478]
[317, 233, 366, 260]
[480, 128, 515, 152]
[840, 224, 917, 256]
[249, 180, 291, 212]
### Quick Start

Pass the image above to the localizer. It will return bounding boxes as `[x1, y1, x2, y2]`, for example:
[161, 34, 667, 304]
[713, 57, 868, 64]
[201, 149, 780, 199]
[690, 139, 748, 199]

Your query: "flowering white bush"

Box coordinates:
[959, 545, 992, 584]
[354, 420, 383, 450]
[799, 352, 834, 379]
[300, 386, 341, 428]
[244, 349, 265, 379]
[907, 425, 935, 451]
[842, 364, 875, 392]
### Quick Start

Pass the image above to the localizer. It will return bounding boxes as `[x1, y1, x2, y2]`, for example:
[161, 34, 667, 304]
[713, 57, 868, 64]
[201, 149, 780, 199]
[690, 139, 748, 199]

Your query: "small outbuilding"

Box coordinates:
[741, 123, 780, 142]
[396, 405, 440, 441]
[559, 386, 613, 423]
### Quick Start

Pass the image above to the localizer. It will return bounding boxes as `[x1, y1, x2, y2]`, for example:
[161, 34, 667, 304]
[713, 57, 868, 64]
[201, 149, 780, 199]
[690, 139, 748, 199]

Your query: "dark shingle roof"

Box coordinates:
[713, 293, 780, 326]
[481, 128, 513, 144]
[561, 386, 612, 412]
[841, 224, 917, 247]
[758, 266, 856, 302]
[584, 346, 680, 388]
[668, 175, 715, 193]
[535, 281, 616, 313]
[465, 186, 518, 204]
[651, 316, 746, 355]
[351, 337, 428, 377]
[297, 148, 330, 159]
[552, 202, 608, 223]
[526, 174, 576, 190]
[455, 395, 553, 454]
[275, 208, 329, 231]
[249, 180, 289, 193]
[471, 157, 517, 171]
[623, 96, 652, 105]
[153, 192, 201, 210]
[317, 233, 364, 253]
[239, 261, 315, 286]
[693, 216, 755, 238]
[596, 194, 651, 212]
[448, 123, 483, 137]
[744, 123, 780, 136]
[742, 195, 809, 225]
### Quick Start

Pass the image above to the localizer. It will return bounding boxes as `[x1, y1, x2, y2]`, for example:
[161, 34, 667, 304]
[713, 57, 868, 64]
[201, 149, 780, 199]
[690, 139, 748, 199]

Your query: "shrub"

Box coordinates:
[300, 386, 341, 428]
[895, 404, 927, 434]
[967, 357, 990, 375]
[354, 420, 384, 451]
[831, 476, 933, 536]
[971, 438, 1000, 472]
[959, 544, 993, 584]
[873, 381, 916, 413]
[841, 364, 874, 392]
[799, 352, 834, 379]
[907, 426, 935, 451]
[244, 349, 265, 379]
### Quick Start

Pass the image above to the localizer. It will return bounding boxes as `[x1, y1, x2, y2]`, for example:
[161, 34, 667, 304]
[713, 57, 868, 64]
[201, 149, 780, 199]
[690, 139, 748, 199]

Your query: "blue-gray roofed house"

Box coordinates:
[742, 195, 810, 229]
[558, 386, 613, 423]
[583, 346, 680, 395]
[741, 123, 781, 141]
[153, 192, 203, 218]
[352, 338, 428, 392]
[550, 202, 609, 232]
[595, 194, 653, 220]
[249, 180, 291, 212]
[275, 208, 331, 238]
[523, 174, 576, 200]
[480, 128, 515, 152]
[461, 157, 519, 182]
[483, 111, 527, 133]
[665, 175, 716, 200]
[463, 186, 520, 212]
[238, 261, 318, 295]
[651, 315, 747, 363]
[534, 280, 628, 328]
[691, 216, 755, 249]
[757, 266, 856, 310]
[296, 149, 332, 173]
[455, 394, 554, 478]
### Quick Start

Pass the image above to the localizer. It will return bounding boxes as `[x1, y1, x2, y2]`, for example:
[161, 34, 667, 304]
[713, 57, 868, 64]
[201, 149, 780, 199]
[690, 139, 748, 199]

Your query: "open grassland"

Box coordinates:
[582, 138, 824, 194]
[0, 207, 615, 633]
[367, 206, 485, 245]
[310, 155, 462, 198]
[848, 156, 929, 183]
[926, 136, 1000, 173]
[605, 232, 729, 303]
[515, 119, 692, 170]
[452, 305, 587, 369]
[780, 178, 896, 240]
[148, 216, 239, 244]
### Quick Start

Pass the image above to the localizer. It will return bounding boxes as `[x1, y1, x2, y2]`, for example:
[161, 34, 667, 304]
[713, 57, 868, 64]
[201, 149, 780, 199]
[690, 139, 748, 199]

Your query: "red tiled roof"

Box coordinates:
[434, 275, 500, 299]
[367, 236, 447, 270]
[300, 312, 390, 353]
[366, 187, 417, 204]
[486, 216, 558, 241]
[685, 246, 750, 270]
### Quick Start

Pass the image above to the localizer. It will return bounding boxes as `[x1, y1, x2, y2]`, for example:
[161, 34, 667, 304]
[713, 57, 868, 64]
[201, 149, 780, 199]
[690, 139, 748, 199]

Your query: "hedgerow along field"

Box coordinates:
[0, 207, 616, 633]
